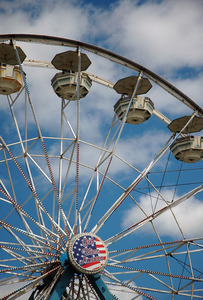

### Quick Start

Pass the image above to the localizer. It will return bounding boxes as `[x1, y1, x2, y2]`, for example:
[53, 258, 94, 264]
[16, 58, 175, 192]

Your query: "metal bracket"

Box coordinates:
[87, 273, 115, 300]
[48, 252, 115, 299]
[49, 267, 74, 300]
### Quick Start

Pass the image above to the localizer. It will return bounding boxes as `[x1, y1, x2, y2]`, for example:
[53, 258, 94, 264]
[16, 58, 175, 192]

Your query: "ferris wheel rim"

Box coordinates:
[0, 33, 202, 116]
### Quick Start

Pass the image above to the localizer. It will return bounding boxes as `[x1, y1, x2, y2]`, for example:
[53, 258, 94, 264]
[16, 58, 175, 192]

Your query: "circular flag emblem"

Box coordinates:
[68, 233, 108, 274]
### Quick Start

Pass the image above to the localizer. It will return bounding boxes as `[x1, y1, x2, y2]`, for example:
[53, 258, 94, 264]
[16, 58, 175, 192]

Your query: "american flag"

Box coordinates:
[72, 235, 107, 271]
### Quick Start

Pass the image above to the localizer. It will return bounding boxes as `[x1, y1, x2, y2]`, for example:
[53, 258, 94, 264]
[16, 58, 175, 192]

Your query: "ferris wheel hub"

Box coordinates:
[67, 233, 108, 275]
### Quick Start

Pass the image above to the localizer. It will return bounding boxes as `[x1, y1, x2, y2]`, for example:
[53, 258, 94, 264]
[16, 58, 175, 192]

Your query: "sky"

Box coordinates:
[0, 0, 203, 299]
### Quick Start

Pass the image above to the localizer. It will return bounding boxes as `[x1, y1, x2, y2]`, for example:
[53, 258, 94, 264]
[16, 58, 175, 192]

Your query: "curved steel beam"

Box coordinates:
[0, 34, 202, 117]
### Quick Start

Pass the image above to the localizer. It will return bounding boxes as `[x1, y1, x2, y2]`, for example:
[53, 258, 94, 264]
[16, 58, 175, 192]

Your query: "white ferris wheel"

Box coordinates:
[0, 34, 202, 300]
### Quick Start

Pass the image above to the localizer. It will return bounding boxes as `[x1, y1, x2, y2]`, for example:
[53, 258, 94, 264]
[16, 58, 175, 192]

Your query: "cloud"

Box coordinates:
[96, 0, 203, 70]
[108, 281, 143, 300]
[1, 0, 202, 71]
[171, 73, 203, 109]
[122, 189, 203, 239]
[0, 0, 202, 120]
[0, 0, 91, 40]
[115, 128, 170, 166]
[0, 280, 32, 299]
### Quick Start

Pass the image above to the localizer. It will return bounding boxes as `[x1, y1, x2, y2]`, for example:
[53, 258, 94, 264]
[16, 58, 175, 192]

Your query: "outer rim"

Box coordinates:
[0, 33, 202, 116]
[67, 233, 108, 275]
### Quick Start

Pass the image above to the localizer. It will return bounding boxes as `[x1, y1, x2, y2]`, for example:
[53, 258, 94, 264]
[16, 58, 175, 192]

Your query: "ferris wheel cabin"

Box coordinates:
[51, 50, 92, 100]
[0, 43, 25, 95]
[113, 75, 154, 124]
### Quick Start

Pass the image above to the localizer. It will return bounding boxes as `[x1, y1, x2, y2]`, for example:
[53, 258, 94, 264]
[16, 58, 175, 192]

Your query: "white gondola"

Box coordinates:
[51, 50, 92, 100]
[113, 75, 153, 124]
[51, 71, 92, 100]
[170, 136, 203, 163]
[0, 64, 23, 95]
[114, 95, 154, 124]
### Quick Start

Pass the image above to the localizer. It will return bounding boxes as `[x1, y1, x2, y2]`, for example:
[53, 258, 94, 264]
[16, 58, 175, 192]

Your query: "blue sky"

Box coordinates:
[0, 0, 203, 299]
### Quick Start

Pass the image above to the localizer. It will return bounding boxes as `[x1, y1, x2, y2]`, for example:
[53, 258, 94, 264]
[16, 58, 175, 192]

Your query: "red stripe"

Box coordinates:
[82, 261, 102, 269]
[98, 256, 106, 260]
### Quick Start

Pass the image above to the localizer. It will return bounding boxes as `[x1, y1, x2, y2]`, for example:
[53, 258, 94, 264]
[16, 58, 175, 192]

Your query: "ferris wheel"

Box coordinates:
[0, 34, 202, 300]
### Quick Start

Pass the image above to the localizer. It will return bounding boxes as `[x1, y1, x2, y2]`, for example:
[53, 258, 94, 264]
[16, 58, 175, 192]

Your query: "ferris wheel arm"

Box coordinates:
[22, 59, 173, 127]
[0, 34, 202, 117]
[104, 185, 203, 246]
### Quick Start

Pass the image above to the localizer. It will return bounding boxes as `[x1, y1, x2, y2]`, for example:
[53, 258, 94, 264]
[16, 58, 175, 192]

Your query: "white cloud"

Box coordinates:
[96, 0, 203, 70]
[147, 73, 203, 115]
[122, 189, 203, 239]
[0, 0, 90, 40]
[115, 129, 170, 167]
[0, 280, 32, 299]
[0, 0, 202, 120]
[109, 281, 143, 300]
[1, 0, 202, 71]
[171, 74, 203, 109]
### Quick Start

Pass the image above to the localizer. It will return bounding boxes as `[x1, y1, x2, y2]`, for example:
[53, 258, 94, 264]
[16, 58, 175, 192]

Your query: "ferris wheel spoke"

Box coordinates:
[12, 44, 71, 238]
[1, 145, 18, 207]
[73, 47, 82, 234]
[6, 95, 48, 236]
[0, 213, 64, 252]
[92, 111, 200, 236]
[25, 153, 53, 183]
[62, 108, 77, 138]
[76, 107, 130, 234]
[24, 151, 75, 238]
[82, 81, 143, 233]
[108, 242, 203, 270]
[0, 179, 37, 238]
[0, 162, 69, 247]
[0, 253, 57, 266]
[58, 99, 65, 202]
[91, 135, 175, 235]
[150, 219, 175, 290]
[104, 185, 202, 246]
[0, 240, 60, 256]
[0, 261, 56, 276]
[83, 155, 113, 233]
[0, 243, 60, 257]
[60, 142, 77, 202]
[102, 269, 156, 300]
[0, 138, 66, 240]
[0, 238, 55, 264]
[107, 263, 203, 293]
[115, 262, 203, 285]
[0, 273, 35, 286]
[1, 264, 61, 300]
[0, 234, 47, 266]
[0, 204, 40, 257]
[105, 281, 143, 299]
